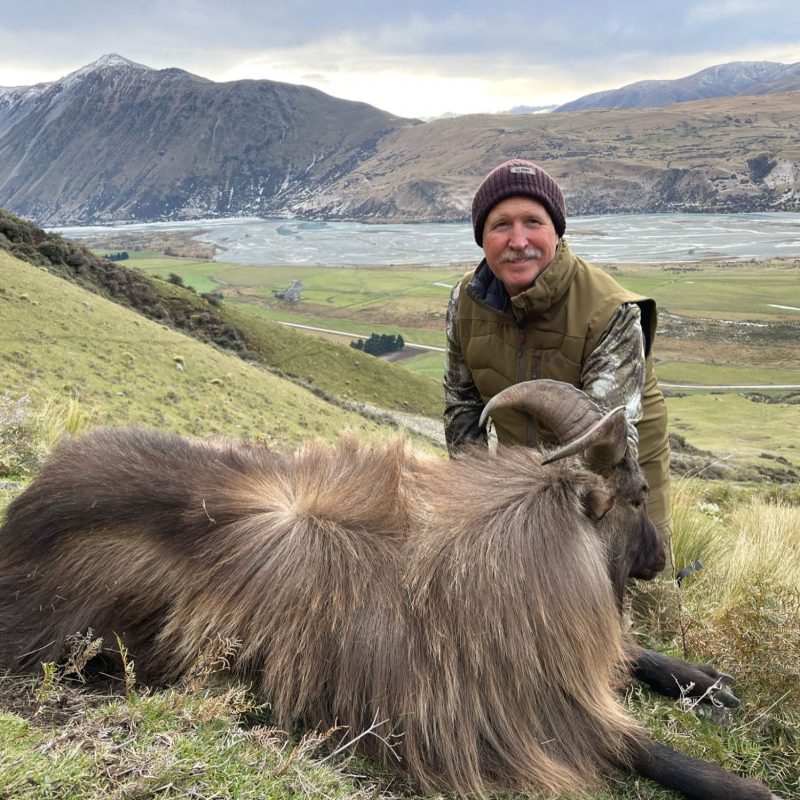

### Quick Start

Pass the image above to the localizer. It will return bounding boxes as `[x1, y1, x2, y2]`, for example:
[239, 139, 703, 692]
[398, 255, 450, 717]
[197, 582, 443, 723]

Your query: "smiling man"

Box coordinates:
[443, 158, 673, 555]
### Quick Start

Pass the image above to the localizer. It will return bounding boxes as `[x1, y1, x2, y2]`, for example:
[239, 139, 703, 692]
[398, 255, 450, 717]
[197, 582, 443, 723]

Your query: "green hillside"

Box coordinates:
[0, 209, 443, 420]
[0, 249, 403, 448]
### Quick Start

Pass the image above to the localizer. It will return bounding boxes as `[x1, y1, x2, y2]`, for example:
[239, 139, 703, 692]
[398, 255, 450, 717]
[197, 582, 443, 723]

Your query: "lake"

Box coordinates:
[57, 212, 800, 266]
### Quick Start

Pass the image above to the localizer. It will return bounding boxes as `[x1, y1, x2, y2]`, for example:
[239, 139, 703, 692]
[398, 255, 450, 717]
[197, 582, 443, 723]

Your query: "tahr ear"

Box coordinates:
[584, 489, 615, 522]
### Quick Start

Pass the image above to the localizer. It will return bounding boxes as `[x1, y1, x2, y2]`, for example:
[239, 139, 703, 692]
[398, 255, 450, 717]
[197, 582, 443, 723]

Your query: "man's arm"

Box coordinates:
[581, 303, 646, 457]
[443, 281, 488, 455]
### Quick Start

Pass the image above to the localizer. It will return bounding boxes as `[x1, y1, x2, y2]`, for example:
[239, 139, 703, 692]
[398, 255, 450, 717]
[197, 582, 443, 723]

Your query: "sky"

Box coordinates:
[1, 1, 799, 118]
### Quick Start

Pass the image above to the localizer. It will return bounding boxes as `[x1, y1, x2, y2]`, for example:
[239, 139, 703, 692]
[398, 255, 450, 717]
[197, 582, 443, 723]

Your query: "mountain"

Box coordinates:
[554, 60, 800, 111]
[1, 55, 799, 225]
[288, 91, 800, 221]
[0, 54, 417, 225]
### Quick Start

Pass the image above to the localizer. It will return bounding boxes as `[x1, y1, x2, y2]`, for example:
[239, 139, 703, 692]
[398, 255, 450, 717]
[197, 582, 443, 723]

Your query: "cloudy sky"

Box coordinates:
[1, 1, 799, 117]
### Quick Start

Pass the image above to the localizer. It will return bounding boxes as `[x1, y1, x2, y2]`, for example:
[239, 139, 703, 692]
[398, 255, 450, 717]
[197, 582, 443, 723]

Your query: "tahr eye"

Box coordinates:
[631, 485, 648, 510]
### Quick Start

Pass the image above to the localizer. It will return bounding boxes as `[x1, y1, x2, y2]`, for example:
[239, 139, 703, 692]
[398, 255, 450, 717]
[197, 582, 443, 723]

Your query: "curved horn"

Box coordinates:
[542, 406, 628, 468]
[479, 379, 628, 469]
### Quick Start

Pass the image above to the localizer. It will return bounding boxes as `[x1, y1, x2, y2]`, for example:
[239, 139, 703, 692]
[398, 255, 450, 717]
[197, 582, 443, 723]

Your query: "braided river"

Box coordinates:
[58, 211, 800, 266]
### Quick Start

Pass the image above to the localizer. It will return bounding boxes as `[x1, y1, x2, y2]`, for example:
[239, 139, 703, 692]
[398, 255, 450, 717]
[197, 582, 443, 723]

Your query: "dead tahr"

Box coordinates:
[0, 381, 780, 799]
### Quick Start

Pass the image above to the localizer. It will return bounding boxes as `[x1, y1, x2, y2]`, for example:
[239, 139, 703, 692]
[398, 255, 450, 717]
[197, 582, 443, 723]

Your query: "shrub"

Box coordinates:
[37, 240, 68, 264]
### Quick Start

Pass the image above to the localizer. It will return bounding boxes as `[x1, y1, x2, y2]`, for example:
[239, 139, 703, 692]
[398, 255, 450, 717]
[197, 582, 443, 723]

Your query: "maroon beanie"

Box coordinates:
[471, 159, 566, 246]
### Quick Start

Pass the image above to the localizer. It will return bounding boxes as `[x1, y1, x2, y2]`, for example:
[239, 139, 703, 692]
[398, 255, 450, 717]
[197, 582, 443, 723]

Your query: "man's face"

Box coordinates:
[482, 196, 560, 296]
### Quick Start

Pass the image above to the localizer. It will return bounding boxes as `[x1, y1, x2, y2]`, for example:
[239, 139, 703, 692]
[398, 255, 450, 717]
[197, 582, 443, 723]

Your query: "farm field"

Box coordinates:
[129, 250, 800, 342]
[124, 249, 800, 469]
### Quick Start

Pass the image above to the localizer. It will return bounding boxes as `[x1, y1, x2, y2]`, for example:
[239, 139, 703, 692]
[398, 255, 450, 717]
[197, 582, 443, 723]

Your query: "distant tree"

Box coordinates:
[167, 272, 185, 287]
[104, 251, 129, 261]
[350, 333, 405, 357]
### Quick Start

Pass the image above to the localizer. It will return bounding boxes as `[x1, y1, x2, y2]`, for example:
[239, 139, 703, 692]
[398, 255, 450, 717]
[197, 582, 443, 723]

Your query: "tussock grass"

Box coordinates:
[0, 395, 93, 479]
[637, 479, 800, 799]
[719, 500, 800, 597]
[669, 478, 732, 575]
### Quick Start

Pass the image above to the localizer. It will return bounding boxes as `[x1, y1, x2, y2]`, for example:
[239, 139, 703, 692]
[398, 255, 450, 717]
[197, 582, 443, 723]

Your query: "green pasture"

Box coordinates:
[128, 253, 463, 314]
[667, 392, 800, 469]
[613, 264, 800, 321]
[127, 252, 232, 294]
[127, 251, 800, 329]
[226, 299, 447, 348]
[656, 361, 800, 386]
[400, 350, 446, 379]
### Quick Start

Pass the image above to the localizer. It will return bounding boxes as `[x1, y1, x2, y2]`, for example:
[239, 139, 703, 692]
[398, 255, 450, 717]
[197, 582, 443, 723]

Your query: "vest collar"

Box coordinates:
[467, 240, 579, 318]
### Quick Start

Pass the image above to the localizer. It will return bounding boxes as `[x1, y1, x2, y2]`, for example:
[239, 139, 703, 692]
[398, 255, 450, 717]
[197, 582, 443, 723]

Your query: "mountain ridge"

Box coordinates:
[555, 60, 800, 111]
[1, 56, 799, 225]
[0, 55, 417, 225]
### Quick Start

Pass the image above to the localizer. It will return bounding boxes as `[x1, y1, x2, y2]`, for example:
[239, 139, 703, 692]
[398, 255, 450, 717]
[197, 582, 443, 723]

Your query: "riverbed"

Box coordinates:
[56, 211, 800, 266]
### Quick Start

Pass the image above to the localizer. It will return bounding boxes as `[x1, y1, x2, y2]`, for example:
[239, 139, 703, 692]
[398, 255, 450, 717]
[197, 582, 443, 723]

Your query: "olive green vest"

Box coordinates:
[457, 241, 672, 531]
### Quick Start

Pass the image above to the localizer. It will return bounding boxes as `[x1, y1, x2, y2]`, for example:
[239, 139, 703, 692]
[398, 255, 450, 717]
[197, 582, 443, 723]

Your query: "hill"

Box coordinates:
[0, 210, 444, 421]
[293, 91, 800, 221]
[0, 54, 416, 226]
[1, 55, 799, 224]
[555, 59, 800, 111]
[0, 247, 422, 452]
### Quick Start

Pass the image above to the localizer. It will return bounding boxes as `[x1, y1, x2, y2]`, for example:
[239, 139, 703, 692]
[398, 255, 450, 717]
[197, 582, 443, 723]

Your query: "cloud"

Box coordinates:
[1, 0, 798, 114]
[686, 0, 774, 23]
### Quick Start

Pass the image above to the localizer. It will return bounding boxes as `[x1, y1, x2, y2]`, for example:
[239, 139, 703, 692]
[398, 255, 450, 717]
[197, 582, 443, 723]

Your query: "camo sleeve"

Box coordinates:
[581, 303, 645, 458]
[443, 281, 488, 455]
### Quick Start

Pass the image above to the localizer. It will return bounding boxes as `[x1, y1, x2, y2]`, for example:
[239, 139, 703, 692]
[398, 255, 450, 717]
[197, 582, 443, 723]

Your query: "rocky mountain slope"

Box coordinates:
[1, 55, 799, 225]
[293, 92, 800, 221]
[555, 60, 800, 111]
[0, 55, 416, 225]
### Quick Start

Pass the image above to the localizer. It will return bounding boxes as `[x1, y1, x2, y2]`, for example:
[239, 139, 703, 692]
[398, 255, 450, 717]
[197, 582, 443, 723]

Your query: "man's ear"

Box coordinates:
[583, 489, 615, 522]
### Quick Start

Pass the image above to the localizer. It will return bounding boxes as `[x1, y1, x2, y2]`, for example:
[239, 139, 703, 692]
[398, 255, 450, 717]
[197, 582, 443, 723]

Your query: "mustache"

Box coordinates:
[498, 247, 543, 263]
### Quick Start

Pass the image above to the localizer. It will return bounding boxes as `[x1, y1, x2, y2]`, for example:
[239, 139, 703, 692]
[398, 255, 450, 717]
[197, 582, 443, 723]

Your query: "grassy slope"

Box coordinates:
[0, 250, 401, 446]
[0, 210, 443, 420]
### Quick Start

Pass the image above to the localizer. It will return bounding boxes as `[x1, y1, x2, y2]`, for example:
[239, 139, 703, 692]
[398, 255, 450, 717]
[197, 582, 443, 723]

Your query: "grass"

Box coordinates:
[666, 392, 800, 470]
[398, 350, 446, 379]
[0, 684, 383, 800]
[657, 361, 800, 386]
[0, 251, 418, 449]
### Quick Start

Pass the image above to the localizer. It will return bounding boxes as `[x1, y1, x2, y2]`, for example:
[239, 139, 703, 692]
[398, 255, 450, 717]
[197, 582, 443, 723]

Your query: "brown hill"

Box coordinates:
[293, 92, 800, 221]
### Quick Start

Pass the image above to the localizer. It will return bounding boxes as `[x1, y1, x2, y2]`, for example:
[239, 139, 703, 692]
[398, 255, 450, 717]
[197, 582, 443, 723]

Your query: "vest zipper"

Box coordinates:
[516, 325, 537, 447]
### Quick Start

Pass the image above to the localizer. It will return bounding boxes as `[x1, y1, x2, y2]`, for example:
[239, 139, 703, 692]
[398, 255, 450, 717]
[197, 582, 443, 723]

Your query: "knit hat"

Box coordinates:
[471, 159, 566, 246]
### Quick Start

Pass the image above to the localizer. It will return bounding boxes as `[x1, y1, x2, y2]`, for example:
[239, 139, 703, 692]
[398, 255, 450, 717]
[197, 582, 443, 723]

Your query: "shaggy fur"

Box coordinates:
[0, 428, 774, 800]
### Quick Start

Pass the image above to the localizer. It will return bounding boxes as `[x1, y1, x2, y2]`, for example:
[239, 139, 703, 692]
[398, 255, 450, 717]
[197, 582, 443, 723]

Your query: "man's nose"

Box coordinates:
[508, 222, 528, 249]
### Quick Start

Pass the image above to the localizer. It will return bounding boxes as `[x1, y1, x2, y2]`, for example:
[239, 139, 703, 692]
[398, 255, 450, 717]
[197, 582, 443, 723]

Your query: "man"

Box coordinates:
[443, 158, 672, 549]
